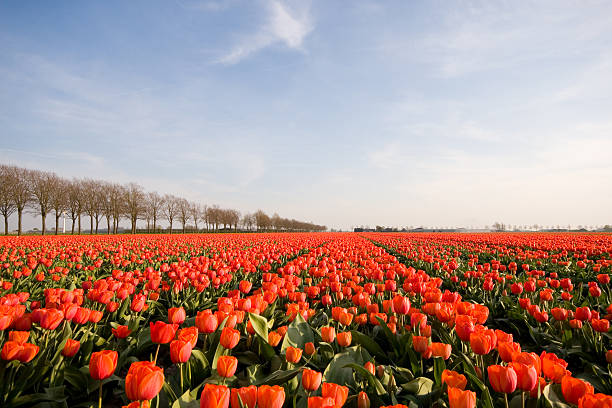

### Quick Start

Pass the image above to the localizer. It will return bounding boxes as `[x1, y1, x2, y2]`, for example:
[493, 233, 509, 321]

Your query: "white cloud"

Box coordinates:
[216, 0, 313, 64]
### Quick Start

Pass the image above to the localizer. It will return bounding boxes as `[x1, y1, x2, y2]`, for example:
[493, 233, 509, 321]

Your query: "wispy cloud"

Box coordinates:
[216, 0, 313, 64]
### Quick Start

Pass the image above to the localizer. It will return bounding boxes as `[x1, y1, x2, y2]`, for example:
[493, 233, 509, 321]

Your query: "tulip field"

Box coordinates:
[0, 233, 611, 408]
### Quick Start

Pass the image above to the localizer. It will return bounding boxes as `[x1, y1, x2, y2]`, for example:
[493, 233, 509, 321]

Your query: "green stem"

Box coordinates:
[153, 344, 160, 364]
[98, 381, 103, 408]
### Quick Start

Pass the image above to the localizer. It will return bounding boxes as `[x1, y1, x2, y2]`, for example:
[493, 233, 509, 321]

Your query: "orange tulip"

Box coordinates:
[302, 368, 322, 391]
[150, 321, 178, 344]
[561, 375, 594, 405]
[509, 362, 537, 392]
[307, 397, 336, 408]
[337, 332, 352, 347]
[125, 361, 164, 401]
[286, 347, 303, 363]
[178, 326, 199, 348]
[541, 352, 569, 383]
[487, 365, 517, 394]
[578, 393, 612, 408]
[112, 325, 132, 339]
[431, 342, 452, 360]
[358, 391, 370, 408]
[231, 386, 257, 408]
[412, 336, 429, 353]
[322, 383, 348, 407]
[220, 327, 240, 349]
[170, 339, 193, 364]
[497, 342, 521, 363]
[217, 355, 238, 378]
[470, 331, 494, 355]
[196, 311, 218, 334]
[448, 387, 476, 408]
[1, 341, 23, 361]
[168, 307, 186, 325]
[321, 326, 336, 343]
[201, 384, 230, 408]
[442, 369, 467, 390]
[305, 342, 316, 356]
[258, 385, 285, 408]
[8, 331, 29, 344]
[62, 338, 81, 358]
[89, 350, 118, 380]
[268, 331, 282, 346]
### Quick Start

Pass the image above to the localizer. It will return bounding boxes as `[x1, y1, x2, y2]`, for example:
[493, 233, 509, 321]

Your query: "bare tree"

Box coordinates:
[109, 183, 125, 234]
[0, 165, 17, 235]
[254, 210, 270, 232]
[177, 198, 190, 233]
[207, 205, 221, 232]
[50, 177, 69, 235]
[81, 179, 101, 234]
[124, 183, 144, 234]
[163, 194, 178, 234]
[190, 202, 201, 232]
[229, 209, 240, 232]
[241, 213, 255, 231]
[100, 181, 114, 234]
[28, 169, 57, 235]
[146, 192, 164, 233]
[66, 179, 83, 234]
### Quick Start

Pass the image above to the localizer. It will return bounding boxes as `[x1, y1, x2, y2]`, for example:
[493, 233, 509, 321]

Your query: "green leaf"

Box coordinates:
[171, 389, 200, 408]
[403, 377, 434, 396]
[350, 330, 388, 361]
[323, 346, 371, 389]
[542, 384, 572, 408]
[248, 313, 269, 342]
[433, 357, 446, 387]
[343, 363, 387, 395]
[281, 313, 314, 352]
[253, 367, 301, 386]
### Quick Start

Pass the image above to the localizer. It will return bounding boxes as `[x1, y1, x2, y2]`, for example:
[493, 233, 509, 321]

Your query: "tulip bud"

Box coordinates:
[357, 391, 370, 408]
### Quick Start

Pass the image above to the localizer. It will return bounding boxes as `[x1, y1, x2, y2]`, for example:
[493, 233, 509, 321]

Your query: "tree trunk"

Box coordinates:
[153, 217, 157, 233]
[41, 213, 46, 235]
[146, 220, 150, 233]
[107, 217, 111, 234]
[90, 215, 94, 234]
[55, 214, 60, 235]
[71, 218, 76, 234]
[78, 216, 82, 234]
[169, 221, 173, 234]
[95, 217, 99, 234]
[4, 215, 8, 235]
[17, 209, 22, 236]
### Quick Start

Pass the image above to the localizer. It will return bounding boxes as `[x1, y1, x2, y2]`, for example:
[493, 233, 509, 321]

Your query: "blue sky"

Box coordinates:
[1, 0, 612, 230]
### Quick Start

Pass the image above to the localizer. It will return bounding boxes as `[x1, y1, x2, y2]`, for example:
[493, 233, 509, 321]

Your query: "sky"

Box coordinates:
[1, 0, 612, 231]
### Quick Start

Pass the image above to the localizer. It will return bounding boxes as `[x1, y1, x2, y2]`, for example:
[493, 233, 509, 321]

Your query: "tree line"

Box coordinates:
[0, 164, 326, 236]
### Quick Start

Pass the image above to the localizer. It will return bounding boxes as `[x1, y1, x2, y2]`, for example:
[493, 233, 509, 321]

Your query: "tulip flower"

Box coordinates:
[286, 346, 303, 363]
[150, 321, 179, 344]
[509, 362, 537, 392]
[448, 387, 476, 408]
[268, 331, 282, 346]
[487, 365, 517, 394]
[168, 307, 186, 325]
[125, 361, 164, 402]
[61, 338, 81, 358]
[577, 393, 612, 407]
[431, 342, 452, 360]
[321, 383, 348, 407]
[305, 342, 316, 356]
[541, 352, 569, 383]
[302, 368, 323, 391]
[337, 331, 352, 347]
[112, 325, 132, 339]
[321, 326, 336, 343]
[441, 369, 467, 390]
[220, 327, 240, 349]
[217, 355, 238, 378]
[358, 391, 370, 408]
[196, 311, 219, 334]
[170, 339, 193, 364]
[498, 342, 521, 363]
[201, 384, 230, 408]
[89, 350, 118, 380]
[8, 331, 29, 344]
[231, 386, 257, 408]
[90, 350, 118, 408]
[258, 385, 285, 408]
[413, 336, 429, 353]
[561, 375, 594, 405]
[307, 397, 336, 408]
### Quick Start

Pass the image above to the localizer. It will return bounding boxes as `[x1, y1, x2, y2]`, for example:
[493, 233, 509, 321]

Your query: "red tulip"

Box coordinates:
[170, 339, 193, 364]
[337, 331, 352, 347]
[89, 350, 118, 380]
[196, 311, 218, 334]
[321, 326, 336, 343]
[562, 375, 594, 405]
[217, 355, 238, 378]
[431, 342, 451, 360]
[321, 383, 348, 407]
[302, 368, 322, 391]
[231, 386, 257, 408]
[150, 321, 178, 344]
[62, 339, 81, 358]
[488, 365, 517, 394]
[125, 361, 164, 401]
[258, 385, 285, 408]
[112, 325, 132, 339]
[201, 384, 230, 408]
[448, 387, 476, 408]
[286, 347, 303, 363]
[168, 307, 186, 325]
[442, 370, 467, 390]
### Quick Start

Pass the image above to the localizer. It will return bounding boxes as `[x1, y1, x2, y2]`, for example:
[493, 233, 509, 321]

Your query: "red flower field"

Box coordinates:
[0, 232, 611, 408]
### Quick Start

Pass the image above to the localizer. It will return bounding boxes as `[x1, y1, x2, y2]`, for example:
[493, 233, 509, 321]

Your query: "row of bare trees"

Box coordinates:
[0, 164, 326, 235]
